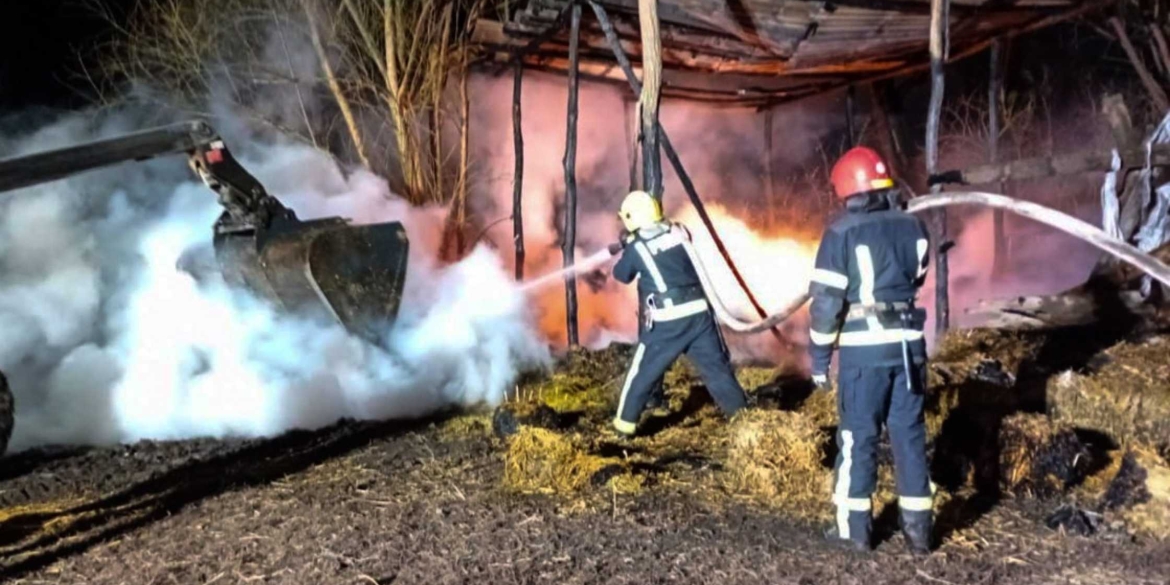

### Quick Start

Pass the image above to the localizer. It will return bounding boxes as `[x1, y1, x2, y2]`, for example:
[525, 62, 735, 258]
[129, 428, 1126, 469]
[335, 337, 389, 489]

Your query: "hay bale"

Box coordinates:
[507, 345, 636, 417]
[492, 402, 563, 439]
[561, 344, 636, 379]
[1048, 337, 1170, 449]
[930, 329, 1041, 387]
[925, 385, 960, 441]
[1102, 445, 1170, 541]
[799, 389, 838, 428]
[736, 366, 777, 392]
[438, 412, 493, 440]
[503, 428, 612, 493]
[1075, 448, 1124, 502]
[532, 374, 614, 414]
[724, 410, 830, 519]
[664, 358, 701, 391]
[998, 413, 1092, 498]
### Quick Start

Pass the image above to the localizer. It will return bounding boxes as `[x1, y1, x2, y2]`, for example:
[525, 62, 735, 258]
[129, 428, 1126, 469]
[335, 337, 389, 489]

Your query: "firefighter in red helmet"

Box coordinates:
[810, 146, 933, 554]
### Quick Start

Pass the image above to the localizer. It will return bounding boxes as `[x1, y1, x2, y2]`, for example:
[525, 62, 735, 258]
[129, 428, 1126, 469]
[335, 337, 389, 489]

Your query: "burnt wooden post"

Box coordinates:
[846, 85, 857, 146]
[562, 3, 583, 347]
[927, 0, 951, 337]
[989, 38, 1007, 279]
[867, 83, 903, 175]
[638, 0, 663, 196]
[626, 98, 639, 191]
[512, 58, 525, 281]
[588, 0, 788, 346]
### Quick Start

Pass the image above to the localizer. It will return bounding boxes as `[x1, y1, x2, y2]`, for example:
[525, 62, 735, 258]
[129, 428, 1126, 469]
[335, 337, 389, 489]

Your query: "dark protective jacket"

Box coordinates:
[807, 190, 930, 374]
[613, 222, 709, 328]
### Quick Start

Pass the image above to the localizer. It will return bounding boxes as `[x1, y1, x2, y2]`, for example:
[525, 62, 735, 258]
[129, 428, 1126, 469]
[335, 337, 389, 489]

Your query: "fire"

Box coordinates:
[675, 204, 819, 324]
[528, 203, 821, 357]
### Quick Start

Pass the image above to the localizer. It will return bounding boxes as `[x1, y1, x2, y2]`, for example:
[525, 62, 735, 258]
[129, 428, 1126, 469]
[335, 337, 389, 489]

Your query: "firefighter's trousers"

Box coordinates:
[638, 294, 666, 405]
[833, 364, 932, 540]
[614, 311, 747, 433]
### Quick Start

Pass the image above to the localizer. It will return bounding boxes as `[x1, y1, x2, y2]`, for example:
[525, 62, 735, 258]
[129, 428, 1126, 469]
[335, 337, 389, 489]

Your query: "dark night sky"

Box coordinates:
[0, 0, 130, 111]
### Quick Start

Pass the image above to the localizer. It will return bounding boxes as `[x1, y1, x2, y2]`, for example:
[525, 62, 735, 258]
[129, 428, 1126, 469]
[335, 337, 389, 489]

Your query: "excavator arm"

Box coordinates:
[0, 120, 294, 233]
[0, 119, 410, 347]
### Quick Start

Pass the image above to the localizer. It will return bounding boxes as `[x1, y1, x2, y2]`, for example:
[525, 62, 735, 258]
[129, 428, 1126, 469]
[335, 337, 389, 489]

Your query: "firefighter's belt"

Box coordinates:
[650, 284, 705, 309]
[844, 301, 914, 322]
[646, 285, 708, 322]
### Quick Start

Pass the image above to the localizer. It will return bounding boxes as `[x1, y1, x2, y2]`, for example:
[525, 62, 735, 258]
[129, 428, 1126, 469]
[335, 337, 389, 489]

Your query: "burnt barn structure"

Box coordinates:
[470, 0, 1124, 345]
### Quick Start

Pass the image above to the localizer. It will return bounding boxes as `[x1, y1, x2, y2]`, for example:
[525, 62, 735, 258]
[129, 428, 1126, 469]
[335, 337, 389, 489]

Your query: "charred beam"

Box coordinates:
[845, 85, 857, 146]
[930, 144, 1170, 186]
[563, 3, 583, 347]
[488, 3, 575, 75]
[512, 58, 525, 281]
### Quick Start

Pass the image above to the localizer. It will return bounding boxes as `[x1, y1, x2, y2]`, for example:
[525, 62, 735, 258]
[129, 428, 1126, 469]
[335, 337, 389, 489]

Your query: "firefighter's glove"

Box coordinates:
[812, 373, 830, 391]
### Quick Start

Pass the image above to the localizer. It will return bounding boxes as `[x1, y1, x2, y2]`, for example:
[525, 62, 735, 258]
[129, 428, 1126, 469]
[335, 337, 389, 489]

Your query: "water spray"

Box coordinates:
[518, 247, 619, 293]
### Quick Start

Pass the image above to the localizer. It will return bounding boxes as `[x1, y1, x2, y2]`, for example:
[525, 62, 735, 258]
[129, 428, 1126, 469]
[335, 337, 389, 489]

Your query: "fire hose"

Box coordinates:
[636, 191, 1170, 335]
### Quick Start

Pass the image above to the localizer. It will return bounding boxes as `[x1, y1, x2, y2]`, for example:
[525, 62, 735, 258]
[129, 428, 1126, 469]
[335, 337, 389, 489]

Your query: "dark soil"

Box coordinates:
[0, 417, 1167, 584]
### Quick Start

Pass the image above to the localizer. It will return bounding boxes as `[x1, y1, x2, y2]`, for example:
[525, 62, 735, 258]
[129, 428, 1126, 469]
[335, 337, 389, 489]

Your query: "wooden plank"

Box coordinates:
[931, 144, 1170, 186]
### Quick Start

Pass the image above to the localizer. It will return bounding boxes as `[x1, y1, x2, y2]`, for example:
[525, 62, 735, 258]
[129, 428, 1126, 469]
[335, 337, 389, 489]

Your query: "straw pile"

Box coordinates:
[1102, 445, 1170, 540]
[929, 329, 1041, 387]
[1048, 336, 1170, 450]
[800, 388, 838, 429]
[997, 413, 1091, 498]
[925, 385, 961, 441]
[723, 409, 830, 520]
[502, 428, 614, 494]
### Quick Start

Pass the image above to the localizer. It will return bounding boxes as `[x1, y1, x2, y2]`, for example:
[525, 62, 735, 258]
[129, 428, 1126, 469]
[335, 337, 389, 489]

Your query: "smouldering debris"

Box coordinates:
[1103, 446, 1170, 541]
[997, 413, 1092, 498]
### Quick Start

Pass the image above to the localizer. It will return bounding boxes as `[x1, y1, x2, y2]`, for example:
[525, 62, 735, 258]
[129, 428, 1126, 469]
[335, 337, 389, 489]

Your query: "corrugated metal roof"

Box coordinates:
[472, 0, 1112, 105]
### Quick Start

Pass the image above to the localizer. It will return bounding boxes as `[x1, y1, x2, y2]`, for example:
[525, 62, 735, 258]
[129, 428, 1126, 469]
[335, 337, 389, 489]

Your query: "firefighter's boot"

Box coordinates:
[826, 511, 871, 552]
[900, 509, 933, 555]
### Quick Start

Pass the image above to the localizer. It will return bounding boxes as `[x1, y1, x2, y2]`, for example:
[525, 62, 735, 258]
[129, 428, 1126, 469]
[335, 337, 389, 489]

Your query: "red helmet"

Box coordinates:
[830, 146, 895, 199]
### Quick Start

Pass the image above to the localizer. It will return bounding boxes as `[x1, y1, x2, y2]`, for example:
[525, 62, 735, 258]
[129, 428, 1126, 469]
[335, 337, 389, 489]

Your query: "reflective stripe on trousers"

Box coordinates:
[833, 365, 931, 520]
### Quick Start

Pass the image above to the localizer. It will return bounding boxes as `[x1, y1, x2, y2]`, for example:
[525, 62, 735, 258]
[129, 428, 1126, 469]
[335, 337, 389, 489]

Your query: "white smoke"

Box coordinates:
[1, 113, 551, 451]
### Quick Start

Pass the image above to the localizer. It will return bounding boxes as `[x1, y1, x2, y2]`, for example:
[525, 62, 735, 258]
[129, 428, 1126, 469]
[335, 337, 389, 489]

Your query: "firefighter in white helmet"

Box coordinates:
[608, 191, 747, 436]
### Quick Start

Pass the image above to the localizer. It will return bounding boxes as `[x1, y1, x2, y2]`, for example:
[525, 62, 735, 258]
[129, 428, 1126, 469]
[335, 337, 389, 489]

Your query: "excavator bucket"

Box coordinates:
[0, 120, 414, 453]
[0, 119, 414, 348]
[214, 215, 410, 346]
